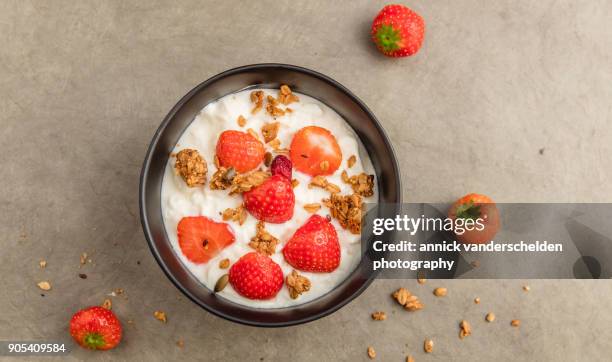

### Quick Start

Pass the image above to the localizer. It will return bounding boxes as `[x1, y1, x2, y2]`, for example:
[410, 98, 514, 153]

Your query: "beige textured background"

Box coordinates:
[1, 0, 611, 361]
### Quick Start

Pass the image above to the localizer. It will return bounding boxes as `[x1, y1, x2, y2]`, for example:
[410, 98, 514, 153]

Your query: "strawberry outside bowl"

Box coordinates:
[139, 63, 401, 327]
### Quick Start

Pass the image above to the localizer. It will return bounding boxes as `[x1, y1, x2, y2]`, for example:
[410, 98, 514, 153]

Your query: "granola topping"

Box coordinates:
[323, 193, 363, 234]
[392, 287, 424, 311]
[266, 95, 285, 117]
[309, 176, 341, 194]
[228, 171, 270, 195]
[343, 172, 375, 197]
[303, 203, 321, 213]
[222, 204, 247, 225]
[174, 149, 207, 187]
[210, 167, 236, 190]
[278, 84, 299, 105]
[219, 258, 230, 269]
[250, 90, 264, 114]
[237, 115, 246, 127]
[249, 221, 279, 255]
[286, 270, 311, 299]
[261, 122, 280, 143]
[347, 155, 357, 168]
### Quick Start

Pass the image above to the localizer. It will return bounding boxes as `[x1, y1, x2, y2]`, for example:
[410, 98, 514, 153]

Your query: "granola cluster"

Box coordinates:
[323, 193, 363, 234]
[342, 171, 375, 197]
[309, 175, 341, 194]
[278, 85, 299, 105]
[229, 171, 270, 194]
[392, 287, 424, 311]
[249, 221, 279, 255]
[261, 122, 280, 143]
[250, 90, 264, 114]
[174, 149, 207, 187]
[222, 204, 247, 225]
[210, 166, 236, 190]
[286, 270, 311, 299]
[266, 95, 285, 117]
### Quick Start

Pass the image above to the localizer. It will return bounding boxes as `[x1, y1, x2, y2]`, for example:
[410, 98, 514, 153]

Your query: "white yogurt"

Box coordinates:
[161, 88, 377, 308]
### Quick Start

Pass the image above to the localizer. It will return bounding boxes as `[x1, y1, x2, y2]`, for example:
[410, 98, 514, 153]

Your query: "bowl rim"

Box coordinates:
[139, 63, 402, 327]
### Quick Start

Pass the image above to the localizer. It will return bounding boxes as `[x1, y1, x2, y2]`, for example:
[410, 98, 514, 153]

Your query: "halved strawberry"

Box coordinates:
[282, 215, 341, 272]
[290, 126, 342, 176]
[243, 174, 295, 223]
[228, 252, 283, 300]
[177, 216, 235, 264]
[216, 130, 265, 173]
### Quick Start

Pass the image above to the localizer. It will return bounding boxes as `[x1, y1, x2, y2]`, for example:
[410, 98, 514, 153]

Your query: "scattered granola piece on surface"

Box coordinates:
[102, 299, 112, 310]
[367, 346, 376, 359]
[474, 297, 481, 304]
[219, 258, 230, 269]
[37, 281, 51, 291]
[523, 285, 530, 292]
[303, 203, 321, 213]
[39, 259, 47, 269]
[371, 311, 387, 321]
[249, 221, 279, 255]
[177, 340, 184, 348]
[154, 311, 167, 323]
[511, 319, 521, 327]
[174, 149, 207, 187]
[459, 320, 471, 339]
[261, 122, 280, 143]
[433, 287, 447, 297]
[392, 288, 424, 311]
[406, 355, 415, 362]
[417, 271, 426, 284]
[471, 260, 480, 268]
[486, 312, 495, 322]
[424, 339, 434, 353]
[80, 252, 88, 265]
[286, 270, 311, 299]
[222, 204, 247, 225]
[323, 193, 363, 234]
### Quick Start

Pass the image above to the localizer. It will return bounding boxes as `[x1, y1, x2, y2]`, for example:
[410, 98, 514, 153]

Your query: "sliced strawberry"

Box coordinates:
[216, 130, 265, 173]
[290, 126, 342, 176]
[243, 174, 295, 223]
[282, 215, 341, 272]
[228, 252, 283, 300]
[177, 216, 235, 264]
[70, 306, 122, 350]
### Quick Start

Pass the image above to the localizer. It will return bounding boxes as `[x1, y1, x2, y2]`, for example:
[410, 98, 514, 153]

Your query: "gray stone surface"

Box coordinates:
[1, 0, 611, 360]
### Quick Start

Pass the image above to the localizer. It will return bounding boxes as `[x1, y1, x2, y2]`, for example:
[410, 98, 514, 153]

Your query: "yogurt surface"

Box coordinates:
[161, 88, 377, 308]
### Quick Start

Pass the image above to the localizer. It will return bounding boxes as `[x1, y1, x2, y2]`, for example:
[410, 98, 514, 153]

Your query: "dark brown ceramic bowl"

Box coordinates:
[140, 64, 401, 327]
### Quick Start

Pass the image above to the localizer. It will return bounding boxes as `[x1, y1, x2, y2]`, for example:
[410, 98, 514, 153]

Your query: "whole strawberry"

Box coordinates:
[283, 215, 341, 272]
[243, 174, 295, 223]
[70, 306, 122, 350]
[229, 252, 283, 299]
[371, 4, 425, 57]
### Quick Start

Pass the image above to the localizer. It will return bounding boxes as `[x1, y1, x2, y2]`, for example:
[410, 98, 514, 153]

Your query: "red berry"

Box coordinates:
[371, 4, 425, 57]
[70, 306, 122, 350]
[216, 130, 265, 173]
[290, 126, 342, 176]
[270, 155, 292, 180]
[229, 252, 283, 300]
[177, 216, 235, 264]
[282, 215, 341, 272]
[243, 175, 295, 223]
